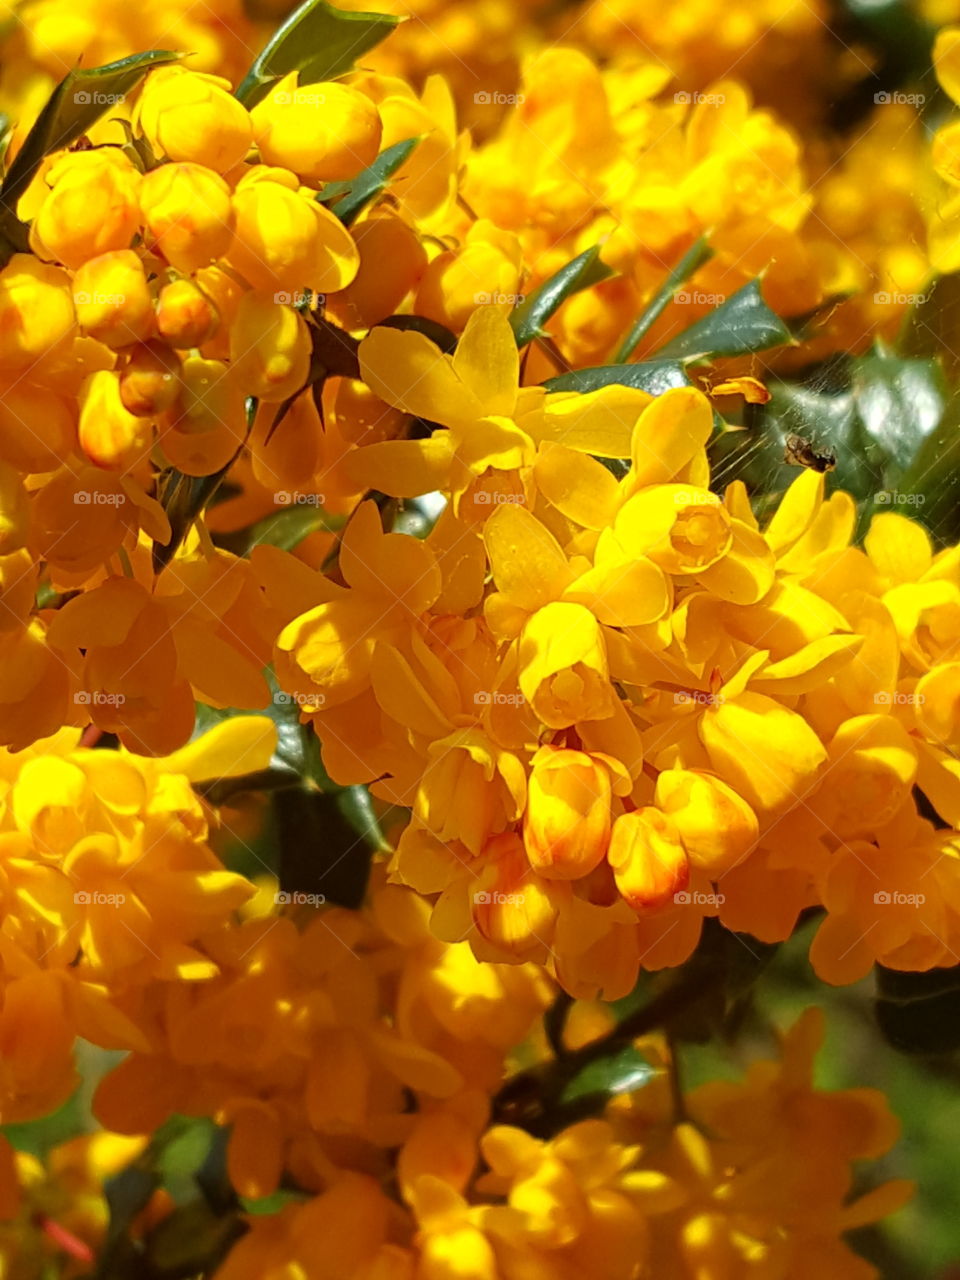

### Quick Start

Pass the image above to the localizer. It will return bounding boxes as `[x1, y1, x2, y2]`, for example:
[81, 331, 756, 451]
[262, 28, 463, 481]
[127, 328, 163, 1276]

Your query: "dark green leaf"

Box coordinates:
[152, 397, 257, 574]
[235, 0, 400, 107]
[614, 236, 714, 362]
[273, 787, 377, 909]
[875, 963, 960, 1055]
[851, 349, 945, 481]
[896, 398, 960, 545]
[543, 359, 693, 397]
[379, 313, 458, 353]
[510, 246, 614, 348]
[318, 136, 420, 225]
[243, 501, 345, 553]
[0, 51, 182, 228]
[654, 279, 793, 361]
[561, 1045, 658, 1106]
[143, 1199, 243, 1278]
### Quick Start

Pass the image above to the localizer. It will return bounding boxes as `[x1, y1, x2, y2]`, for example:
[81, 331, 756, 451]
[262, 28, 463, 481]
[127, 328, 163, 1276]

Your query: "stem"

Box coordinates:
[614, 235, 715, 363]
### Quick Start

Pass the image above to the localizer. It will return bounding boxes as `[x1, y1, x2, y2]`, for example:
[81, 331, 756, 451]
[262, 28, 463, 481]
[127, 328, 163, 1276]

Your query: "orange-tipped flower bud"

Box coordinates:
[0, 462, 28, 554]
[523, 746, 613, 880]
[471, 832, 559, 963]
[608, 808, 689, 913]
[78, 370, 153, 471]
[29, 150, 141, 270]
[119, 342, 182, 417]
[0, 255, 75, 371]
[250, 73, 381, 183]
[654, 769, 758, 876]
[72, 250, 154, 349]
[156, 278, 219, 349]
[137, 67, 253, 173]
[140, 162, 235, 273]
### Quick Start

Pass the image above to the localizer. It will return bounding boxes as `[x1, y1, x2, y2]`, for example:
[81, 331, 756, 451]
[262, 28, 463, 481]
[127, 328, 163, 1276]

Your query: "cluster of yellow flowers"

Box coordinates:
[1, 0, 958, 1271]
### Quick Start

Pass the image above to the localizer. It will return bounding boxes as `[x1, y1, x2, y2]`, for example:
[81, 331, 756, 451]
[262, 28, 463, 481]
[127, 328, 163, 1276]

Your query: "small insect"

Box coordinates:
[783, 432, 836, 473]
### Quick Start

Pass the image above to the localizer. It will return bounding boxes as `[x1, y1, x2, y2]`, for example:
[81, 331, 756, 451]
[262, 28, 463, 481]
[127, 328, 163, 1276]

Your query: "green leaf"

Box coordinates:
[235, 0, 401, 107]
[543, 359, 693, 397]
[655, 279, 793, 362]
[152, 397, 257, 574]
[317, 136, 420, 225]
[709, 373, 883, 519]
[143, 1199, 242, 1278]
[895, 393, 960, 544]
[560, 1045, 658, 1106]
[242, 501, 345, 553]
[0, 51, 182, 250]
[614, 235, 714, 363]
[273, 787, 377, 909]
[875, 963, 960, 1055]
[851, 348, 945, 481]
[510, 246, 614, 348]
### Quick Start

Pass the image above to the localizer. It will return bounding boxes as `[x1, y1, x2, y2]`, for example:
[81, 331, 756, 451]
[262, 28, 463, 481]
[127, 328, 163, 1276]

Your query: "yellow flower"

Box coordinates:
[140, 162, 235, 273]
[29, 149, 141, 270]
[73, 250, 154, 350]
[137, 66, 253, 172]
[251, 72, 382, 182]
[523, 745, 630, 880]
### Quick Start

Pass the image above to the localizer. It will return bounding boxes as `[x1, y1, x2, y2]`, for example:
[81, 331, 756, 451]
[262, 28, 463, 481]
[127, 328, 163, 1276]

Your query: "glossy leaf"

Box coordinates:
[0, 51, 182, 223]
[655, 279, 793, 361]
[318, 136, 420, 225]
[510, 246, 614, 347]
[235, 0, 400, 107]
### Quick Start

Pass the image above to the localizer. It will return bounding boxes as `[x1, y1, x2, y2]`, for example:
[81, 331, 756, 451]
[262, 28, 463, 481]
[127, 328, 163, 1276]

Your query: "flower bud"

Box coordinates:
[225, 167, 359, 293]
[0, 462, 28, 554]
[472, 832, 558, 962]
[251, 73, 382, 183]
[654, 769, 758, 876]
[0, 255, 75, 371]
[137, 67, 253, 173]
[161, 357, 246, 476]
[608, 808, 689, 913]
[523, 746, 613, 880]
[119, 342, 182, 416]
[30, 150, 141, 270]
[229, 290, 310, 403]
[518, 601, 615, 729]
[156, 278, 219, 349]
[78, 370, 153, 471]
[0, 385, 76, 472]
[140, 162, 235, 273]
[329, 212, 427, 329]
[72, 250, 154, 349]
